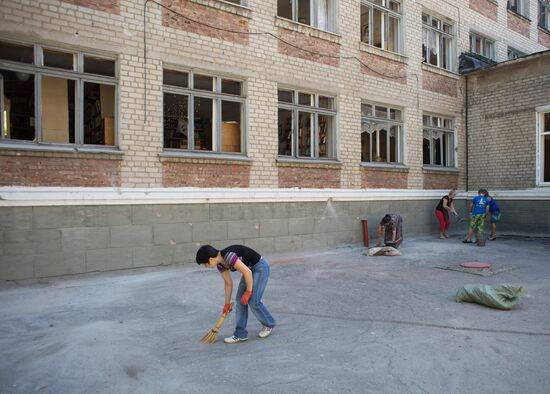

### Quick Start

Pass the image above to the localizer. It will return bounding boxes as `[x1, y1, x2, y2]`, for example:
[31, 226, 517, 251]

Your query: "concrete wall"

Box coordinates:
[466, 54, 550, 190]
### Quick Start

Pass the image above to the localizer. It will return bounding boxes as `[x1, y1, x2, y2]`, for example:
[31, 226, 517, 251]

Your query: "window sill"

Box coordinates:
[538, 26, 550, 35]
[0, 142, 123, 156]
[276, 157, 342, 168]
[359, 42, 407, 64]
[422, 166, 459, 175]
[189, 0, 252, 18]
[160, 150, 252, 164]
[506, 8, 531, 23]
[361, 163, 409, 172]
[274, 16, 341, 44]
[421, 63, 459, 79]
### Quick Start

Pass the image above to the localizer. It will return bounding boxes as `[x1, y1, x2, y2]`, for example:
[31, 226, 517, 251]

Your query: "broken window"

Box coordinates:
[538, 108, 550, 184]
[422, 12, 455, 71]
[163, 70, 245, 154]
[470, 33, 495, 60]
[277, 89, 336, 159]
[508, 0, 530, 18]
[361, 0, 402, 54]
[361, 102, 403, 164]
[0, 40, 117, 147]
[423, 114, 455, 168]
[277, 0, 338, 33]
[540, 0, 550, 30]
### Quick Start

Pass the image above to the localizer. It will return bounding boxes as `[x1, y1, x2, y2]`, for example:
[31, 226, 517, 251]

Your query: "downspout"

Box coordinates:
[465, 75, 469, 192]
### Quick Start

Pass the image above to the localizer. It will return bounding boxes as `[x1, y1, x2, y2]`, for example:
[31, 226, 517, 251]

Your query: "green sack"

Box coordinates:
[455, 284, 523, 310]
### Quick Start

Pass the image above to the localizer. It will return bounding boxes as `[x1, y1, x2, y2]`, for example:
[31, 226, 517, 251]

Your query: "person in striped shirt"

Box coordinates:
[196, 244, 276, 344]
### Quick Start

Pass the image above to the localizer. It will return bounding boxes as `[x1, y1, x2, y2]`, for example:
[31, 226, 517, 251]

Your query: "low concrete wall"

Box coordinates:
[1, 197, 548, 280]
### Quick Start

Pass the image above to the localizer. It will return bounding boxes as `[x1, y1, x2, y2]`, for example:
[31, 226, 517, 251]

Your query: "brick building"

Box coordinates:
[0, 0, 549, 279]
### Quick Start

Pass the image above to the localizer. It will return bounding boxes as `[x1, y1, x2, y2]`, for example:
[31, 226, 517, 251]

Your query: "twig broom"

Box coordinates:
[200, 302, 234, 344]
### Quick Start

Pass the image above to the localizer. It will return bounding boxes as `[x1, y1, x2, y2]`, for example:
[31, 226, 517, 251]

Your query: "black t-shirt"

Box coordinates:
[436, 195, 452, 212]
[217, 245, 261, 273]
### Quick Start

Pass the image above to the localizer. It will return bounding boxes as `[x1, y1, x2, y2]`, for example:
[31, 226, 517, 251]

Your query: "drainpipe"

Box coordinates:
[465, 75, 469, 193]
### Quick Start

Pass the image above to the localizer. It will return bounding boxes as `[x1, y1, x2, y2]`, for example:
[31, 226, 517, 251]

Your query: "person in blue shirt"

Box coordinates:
[462, 189, 490, 244]
[483, 190, 501, 241]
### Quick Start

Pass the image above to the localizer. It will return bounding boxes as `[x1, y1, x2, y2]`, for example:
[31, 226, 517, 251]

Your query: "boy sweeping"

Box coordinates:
[196, 244, 276, 344]
[463, 189, 490, 244]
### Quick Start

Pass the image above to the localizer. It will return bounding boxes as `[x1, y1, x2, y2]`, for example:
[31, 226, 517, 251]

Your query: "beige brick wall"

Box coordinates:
[466, 54, 550, 190]
[0, 0, 547, 190]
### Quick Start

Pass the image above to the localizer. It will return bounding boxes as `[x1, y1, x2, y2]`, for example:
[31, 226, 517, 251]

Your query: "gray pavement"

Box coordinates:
[1, 235, 550, 394]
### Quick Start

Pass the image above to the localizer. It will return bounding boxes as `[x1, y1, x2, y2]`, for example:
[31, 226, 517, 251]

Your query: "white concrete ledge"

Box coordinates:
[1, 187, 549, 207]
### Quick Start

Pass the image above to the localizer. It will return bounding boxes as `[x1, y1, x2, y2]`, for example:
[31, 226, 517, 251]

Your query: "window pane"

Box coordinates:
[297, 0, 311, 25]
[389, 125, 398, 162]
[423, 132, 431, 165]
[388, 15, 399, 52]
[278, 108, 293, 156]
[41, 76, 75, 143]
[389, 108, 401, 121]
[423, 115, 430, 126]
[83, 82, 115, 145]
[375, 106, 387, 118]
[277, 0, 292, 19]
[443, 119, 452, 129]
[194, 97, 213, 150]
[298, 111, 312, 157]
[422, 29, 428, 63]
[0, 41, 34, 64]
[545, 113, 550, 132]
[440, 36, 449, 69]
[544, 135, 550, 182]
[379, 127, 388, 162]
[221, 101, 242, 153]
[316, 0, 330, 30]
[362, 104, 373, 117]
[361, 5, 370, 43]
[164, 70, 189, 88]
[432, 116, 440, 127]
[43, 49, 74, 70]
[318, 96, 333, 109]
[318, 114, 333, 158]
[433, 135, 442, 165]
[84, 56, 115, 77]
[373, 8, 383, 48]
[0, 69, 35, 140]
[163, 93, 188, 149]
[422, 13, 429, 24]
[429, 31, 438, 65]
[298, 92, 312, 106]
[431, 17, 440, 29]
[389, 1, 400, 12]
[221, 79, 242, 95]
[193, 74, 213, 91]
[361, 124, 371, 162]
[278, 89, 293, 103]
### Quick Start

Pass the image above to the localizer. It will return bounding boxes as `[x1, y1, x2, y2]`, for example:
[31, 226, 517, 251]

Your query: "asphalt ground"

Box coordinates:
[1, 235, 549, 394]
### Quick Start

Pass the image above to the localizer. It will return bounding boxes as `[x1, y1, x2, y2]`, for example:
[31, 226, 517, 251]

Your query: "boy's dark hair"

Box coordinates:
[478, 188, 487, 195]
[381, 214, 392, 225]
[196, 245, 219, 265]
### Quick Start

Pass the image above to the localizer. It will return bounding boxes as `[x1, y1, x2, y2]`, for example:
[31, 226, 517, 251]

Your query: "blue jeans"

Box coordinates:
[234, 258, 276, 338]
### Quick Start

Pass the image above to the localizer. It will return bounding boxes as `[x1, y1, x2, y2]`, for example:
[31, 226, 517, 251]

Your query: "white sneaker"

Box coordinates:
[258, 326, 273, 338]
[223, 336, 248, 344]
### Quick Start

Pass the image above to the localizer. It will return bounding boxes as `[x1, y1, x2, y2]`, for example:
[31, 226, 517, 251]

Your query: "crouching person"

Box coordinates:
[196, 244, 276, 344]
[376, 213, 403, 248]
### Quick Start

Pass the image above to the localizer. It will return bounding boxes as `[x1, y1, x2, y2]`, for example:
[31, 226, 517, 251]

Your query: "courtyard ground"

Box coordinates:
[1, 235, 549, 394]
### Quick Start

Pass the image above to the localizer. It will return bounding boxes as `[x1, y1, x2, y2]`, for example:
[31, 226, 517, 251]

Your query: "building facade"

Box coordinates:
[0, 0, 549, 279]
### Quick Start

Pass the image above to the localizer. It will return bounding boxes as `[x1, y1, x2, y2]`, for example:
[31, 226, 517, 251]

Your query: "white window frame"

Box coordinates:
[540, 0, 550, 30]
[277, 88, 337, 160]
[508, 0, 530, 18]
[536, 105, 550, 186]
[422, 114, 456, 168]
[422, 12, 455, 71]
[360, 0, 403, 54]
[277, 0, 339, 33]
[361, 102, 404, 165]
[0, 40, 118, 149]
[470, 32, 496, 60]
[162, 69, 247, 155]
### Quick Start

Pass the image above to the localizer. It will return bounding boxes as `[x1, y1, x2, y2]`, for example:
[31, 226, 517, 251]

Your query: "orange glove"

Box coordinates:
[223, 303, 232, 315]
[241, 290, 252, 305]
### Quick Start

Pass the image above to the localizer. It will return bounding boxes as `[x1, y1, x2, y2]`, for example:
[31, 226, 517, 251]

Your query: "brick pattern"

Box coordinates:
[507, 11, 530, 38]
[162, 161, 250, 187]
[277, 28, 340, 67]
[468, 0, 498, 21]
[162, 0, 249, 45]
[0, 154, 121, 187]
[61, 0, 120, 14]
[359, 52, 406, 85]
[278, 166, 341, 188]
[422, 70, 458, 97]
[361, 169, 408, 188]
[423, 171, 459, 189]
[539, 28, 550, 48]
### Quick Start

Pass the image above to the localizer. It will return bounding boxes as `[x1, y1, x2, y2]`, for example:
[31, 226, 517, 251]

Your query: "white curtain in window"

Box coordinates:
[317, 0, 329, 31]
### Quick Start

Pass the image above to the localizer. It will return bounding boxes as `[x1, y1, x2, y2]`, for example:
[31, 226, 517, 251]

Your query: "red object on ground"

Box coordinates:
[361, 219, 369, 247]
[460, 262, 492, 269]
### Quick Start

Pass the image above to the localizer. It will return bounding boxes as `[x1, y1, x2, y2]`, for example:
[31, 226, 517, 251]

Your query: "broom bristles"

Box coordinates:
[200, 302, 233, 344]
